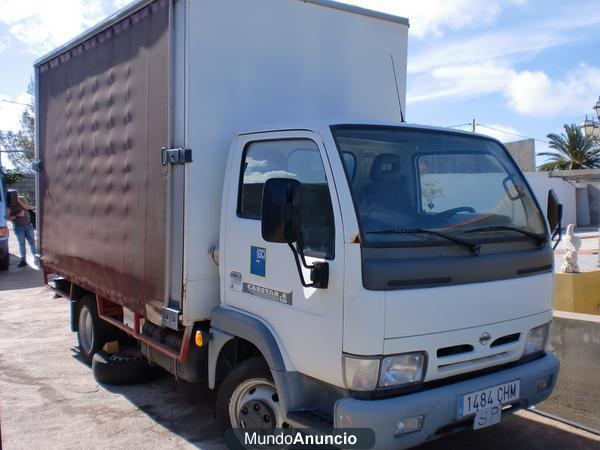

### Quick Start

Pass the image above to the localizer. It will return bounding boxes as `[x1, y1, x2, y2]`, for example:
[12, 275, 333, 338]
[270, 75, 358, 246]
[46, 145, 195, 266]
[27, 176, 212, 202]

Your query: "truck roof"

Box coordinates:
[34, 0, 409, 67]
[235, 120, 503, 145]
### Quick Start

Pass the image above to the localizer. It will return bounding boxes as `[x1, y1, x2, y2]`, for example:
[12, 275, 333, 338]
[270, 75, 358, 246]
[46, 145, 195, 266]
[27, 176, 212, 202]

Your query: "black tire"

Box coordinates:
[0, 253, 8, 271]
[92, 349, 158, 385]
[76, 295, 115, 364]
[215, 356, 277, 431]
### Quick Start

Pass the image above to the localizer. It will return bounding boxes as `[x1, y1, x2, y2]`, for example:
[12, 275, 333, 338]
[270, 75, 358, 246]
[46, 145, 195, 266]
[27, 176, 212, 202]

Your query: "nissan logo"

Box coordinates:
[479, 332, 491, 346]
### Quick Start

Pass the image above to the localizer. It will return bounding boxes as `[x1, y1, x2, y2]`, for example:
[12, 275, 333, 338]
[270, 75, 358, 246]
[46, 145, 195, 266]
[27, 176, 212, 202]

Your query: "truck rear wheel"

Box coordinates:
[92, 349, 159, 385]
[216, 357, 287, 431]
[76, 295, 114, 364]
[0, 255, 8, 271]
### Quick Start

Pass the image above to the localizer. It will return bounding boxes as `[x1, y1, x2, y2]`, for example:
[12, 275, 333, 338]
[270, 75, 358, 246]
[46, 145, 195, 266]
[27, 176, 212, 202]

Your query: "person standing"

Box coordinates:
[6, 191, 37, 268]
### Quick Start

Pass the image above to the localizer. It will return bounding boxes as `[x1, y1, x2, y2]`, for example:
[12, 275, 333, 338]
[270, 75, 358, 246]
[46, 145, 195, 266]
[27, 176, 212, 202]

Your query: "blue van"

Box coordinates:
[0, 172, 9, 270]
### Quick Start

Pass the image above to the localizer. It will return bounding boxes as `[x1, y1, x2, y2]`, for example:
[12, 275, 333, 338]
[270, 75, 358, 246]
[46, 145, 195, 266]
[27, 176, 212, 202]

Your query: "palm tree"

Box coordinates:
[537, 124, 600, 171]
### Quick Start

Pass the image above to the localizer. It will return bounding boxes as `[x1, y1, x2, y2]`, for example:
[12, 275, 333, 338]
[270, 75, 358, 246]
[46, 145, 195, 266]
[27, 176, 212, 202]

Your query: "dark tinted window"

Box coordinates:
[238, 139, 335, 259]
[333, 126, 545, 246]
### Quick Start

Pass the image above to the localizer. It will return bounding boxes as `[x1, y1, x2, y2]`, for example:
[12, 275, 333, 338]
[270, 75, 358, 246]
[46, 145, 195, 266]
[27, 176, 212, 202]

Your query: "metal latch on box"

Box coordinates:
[162, 307, 182, 330]
[161, 147, 192, 166]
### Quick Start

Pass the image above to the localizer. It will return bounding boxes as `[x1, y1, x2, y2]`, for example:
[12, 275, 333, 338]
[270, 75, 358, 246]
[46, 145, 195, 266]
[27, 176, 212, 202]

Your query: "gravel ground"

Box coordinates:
[1, 234, 599, 449]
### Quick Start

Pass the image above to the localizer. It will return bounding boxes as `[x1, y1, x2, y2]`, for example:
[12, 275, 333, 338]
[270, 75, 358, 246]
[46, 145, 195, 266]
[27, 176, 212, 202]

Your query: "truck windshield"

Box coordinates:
[332, 125, 546, 246]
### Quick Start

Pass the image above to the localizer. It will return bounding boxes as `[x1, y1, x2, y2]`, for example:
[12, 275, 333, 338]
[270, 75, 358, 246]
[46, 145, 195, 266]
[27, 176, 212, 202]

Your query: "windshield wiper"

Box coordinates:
[464, 226, 547, 248]
[367, 228, 481, 255]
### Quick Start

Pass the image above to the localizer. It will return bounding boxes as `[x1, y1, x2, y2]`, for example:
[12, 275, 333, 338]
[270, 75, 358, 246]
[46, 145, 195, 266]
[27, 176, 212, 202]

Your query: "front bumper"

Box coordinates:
[334, 353, 559, 450]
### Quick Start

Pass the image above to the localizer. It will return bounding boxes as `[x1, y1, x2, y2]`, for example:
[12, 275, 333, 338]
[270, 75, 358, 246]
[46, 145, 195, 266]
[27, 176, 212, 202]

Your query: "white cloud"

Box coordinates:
[406, 6, 600, 77]
[470, 124, 525, 143]
[409, 61, 515, 103]
[0, 93, 32, 169]
[245, 171, 298, 183]
[112, 0, 133, 8]
[403, 0, 600, 117]
[453, 123, 521, 142]
[505, 65, 600, 117]
[246, 157, 268, 169]
[0, 93, 32, 133]
[408, 30, 564, 76]
[410, 61, 600, 118]
[405, 22, 566, 104]
[0, 0, 129, 55]
[344, 0, 513, 38]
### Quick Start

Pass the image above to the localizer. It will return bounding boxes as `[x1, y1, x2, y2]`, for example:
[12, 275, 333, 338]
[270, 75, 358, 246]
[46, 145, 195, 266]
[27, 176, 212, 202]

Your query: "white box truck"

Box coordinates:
[35, 0, 562, 448]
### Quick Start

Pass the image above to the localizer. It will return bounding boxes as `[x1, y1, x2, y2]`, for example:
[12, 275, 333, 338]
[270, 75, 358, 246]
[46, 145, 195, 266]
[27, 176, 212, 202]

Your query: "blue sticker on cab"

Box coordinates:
[250, 246, 266, 277]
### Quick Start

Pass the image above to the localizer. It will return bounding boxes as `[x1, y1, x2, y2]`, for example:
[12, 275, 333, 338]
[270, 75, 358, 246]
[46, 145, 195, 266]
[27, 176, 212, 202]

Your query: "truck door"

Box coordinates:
[222, 131, 344, 386]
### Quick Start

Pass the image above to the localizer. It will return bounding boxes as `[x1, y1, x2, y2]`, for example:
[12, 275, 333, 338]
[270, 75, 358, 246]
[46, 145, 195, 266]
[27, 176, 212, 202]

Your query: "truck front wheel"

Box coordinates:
[216, 357, 287, 431]
[76, 295, 113, 364]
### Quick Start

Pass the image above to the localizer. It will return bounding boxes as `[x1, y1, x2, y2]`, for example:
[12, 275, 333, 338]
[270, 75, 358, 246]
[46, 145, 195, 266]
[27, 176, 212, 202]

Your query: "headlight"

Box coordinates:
[378, 352, 426, 388]
[343, 356, 380, 391]
[523, 323, 550, 357]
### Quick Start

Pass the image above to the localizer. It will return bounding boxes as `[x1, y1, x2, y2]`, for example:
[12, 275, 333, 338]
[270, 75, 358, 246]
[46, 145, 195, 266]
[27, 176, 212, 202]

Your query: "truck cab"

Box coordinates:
[214, 122, 560, 447]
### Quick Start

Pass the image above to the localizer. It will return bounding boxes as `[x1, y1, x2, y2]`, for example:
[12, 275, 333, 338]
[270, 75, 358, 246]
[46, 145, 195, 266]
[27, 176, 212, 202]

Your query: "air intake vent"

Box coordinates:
[437, 344, 474, 358]
[491, 333, 520, 348]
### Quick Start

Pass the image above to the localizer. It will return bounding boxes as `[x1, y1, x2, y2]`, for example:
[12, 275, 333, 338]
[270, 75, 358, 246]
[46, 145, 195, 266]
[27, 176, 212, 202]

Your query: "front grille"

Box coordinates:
[432, 331, 524, 378]
[491, 333, 520, 347]
[437, 344, 474, 358]
[437, 351, 512, 373]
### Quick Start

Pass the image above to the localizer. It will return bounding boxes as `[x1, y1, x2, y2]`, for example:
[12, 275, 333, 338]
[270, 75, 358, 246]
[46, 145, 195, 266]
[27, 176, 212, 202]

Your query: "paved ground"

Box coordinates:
[1, 234, 599, 449]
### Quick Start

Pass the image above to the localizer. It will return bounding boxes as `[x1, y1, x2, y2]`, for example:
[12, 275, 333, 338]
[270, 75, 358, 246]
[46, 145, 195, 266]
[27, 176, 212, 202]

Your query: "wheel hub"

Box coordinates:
[238, 399, 276, 429]
[78, 307, 94, 353]
[229, 378, 285, 429]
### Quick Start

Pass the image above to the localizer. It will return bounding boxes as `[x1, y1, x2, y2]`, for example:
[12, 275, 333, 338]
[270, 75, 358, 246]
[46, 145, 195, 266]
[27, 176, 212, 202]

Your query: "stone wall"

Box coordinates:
[550, 169, 600, 226]
[505, 139, 536, 172]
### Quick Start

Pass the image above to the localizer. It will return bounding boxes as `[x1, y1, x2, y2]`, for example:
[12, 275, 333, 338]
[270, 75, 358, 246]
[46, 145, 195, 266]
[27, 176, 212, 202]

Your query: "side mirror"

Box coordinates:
[547, 189, 562, 249]
[260, 178, 329, 289]
[261, 178, 301, 243]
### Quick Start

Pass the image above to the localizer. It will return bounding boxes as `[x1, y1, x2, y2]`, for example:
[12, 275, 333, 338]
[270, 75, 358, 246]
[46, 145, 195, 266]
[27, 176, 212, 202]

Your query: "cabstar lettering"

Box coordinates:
[243, 282, 293, 305]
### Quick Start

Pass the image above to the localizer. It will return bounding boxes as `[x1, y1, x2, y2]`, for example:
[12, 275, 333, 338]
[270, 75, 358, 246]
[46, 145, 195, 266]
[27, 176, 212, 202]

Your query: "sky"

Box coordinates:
[1, 0, 599, 168]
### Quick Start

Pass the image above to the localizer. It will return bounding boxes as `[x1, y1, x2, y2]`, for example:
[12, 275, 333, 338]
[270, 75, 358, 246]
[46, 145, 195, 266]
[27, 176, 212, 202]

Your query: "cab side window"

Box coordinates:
[238, 139, 335, 260]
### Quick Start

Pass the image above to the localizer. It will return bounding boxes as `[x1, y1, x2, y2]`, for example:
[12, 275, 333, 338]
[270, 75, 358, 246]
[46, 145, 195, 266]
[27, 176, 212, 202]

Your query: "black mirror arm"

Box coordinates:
[551, 204, 563, 250]
[288, 242, 317, 288]
[287, 242, 329, 289]
[294, 236, 314, 270]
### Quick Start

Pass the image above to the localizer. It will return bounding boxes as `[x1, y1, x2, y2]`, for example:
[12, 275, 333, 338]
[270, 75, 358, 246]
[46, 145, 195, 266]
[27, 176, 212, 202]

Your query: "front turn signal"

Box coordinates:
[195, 330, 205, 347]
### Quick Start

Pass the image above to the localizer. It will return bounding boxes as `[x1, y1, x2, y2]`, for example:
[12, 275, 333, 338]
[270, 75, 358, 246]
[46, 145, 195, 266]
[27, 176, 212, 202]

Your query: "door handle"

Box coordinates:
[230, 271, 242, 291]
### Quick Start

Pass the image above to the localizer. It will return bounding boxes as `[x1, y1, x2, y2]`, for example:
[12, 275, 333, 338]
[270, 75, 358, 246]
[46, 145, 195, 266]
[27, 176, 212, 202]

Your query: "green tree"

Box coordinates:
[2, 171, 25, 186]
[537, 124, 600, 171]
[0, 82, 35, 172]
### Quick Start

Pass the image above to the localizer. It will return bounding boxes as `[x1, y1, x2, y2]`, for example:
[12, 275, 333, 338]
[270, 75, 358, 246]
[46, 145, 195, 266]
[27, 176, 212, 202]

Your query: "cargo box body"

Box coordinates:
[36, 0, 170, 319]
[36, 0, 408, 326]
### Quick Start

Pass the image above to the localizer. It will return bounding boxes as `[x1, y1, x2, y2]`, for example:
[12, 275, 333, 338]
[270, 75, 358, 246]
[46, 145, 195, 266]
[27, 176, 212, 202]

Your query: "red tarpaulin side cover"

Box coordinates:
[38, 0, 169, 315]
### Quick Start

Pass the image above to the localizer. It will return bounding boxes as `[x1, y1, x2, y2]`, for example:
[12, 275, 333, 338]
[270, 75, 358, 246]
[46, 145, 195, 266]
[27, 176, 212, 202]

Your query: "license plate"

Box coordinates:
[473, 405, 502, 430]
[457, 380, 520, 418]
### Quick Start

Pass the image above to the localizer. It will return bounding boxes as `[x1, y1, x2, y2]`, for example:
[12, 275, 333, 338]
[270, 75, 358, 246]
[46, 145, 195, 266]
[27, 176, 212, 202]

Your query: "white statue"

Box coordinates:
[560, 224, 580, 273]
